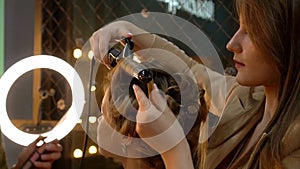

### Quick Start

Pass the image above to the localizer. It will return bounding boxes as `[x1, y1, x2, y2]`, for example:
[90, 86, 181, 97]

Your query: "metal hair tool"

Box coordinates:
[108, 37, 154, 95]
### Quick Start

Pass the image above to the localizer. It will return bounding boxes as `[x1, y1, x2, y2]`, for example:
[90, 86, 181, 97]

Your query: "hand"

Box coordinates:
[33, 139, 62, 169]
[89, 21, 147, 67]
[132, 84, 186, 153]
[133, 84, 194, 169]
[14, 136, 62, 169]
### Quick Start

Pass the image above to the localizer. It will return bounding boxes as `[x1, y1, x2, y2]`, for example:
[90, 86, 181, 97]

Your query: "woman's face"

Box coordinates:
[226, 18, 280, 88]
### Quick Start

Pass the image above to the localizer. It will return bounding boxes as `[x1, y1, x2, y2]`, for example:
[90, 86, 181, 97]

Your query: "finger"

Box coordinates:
[32, 161, 51, 169]
[132, 84, 151, 112]
[40, 152, 62, 161]
[98, 31, 111, 65]
[149, 83, 167, 112]
[50, 139, 59, 145]
[90, 29, 111, 66]
[133, 84, 163, 123]
[125, 32, 133, 38]
[44, 142, 63, 152]
[89, 31, 100, 62]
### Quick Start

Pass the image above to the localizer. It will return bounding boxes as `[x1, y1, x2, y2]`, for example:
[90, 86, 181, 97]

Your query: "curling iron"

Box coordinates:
[107, 37, 154, 94]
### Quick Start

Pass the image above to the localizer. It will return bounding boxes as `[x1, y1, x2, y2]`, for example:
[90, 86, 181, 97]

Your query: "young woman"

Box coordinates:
[91, 0, 300, 168]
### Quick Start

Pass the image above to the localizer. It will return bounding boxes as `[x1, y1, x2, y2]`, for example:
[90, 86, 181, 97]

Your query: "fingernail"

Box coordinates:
[132, 84, 137, 90]
[154, 83, 158, 90]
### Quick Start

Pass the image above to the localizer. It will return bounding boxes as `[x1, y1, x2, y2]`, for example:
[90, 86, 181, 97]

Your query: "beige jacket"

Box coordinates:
[135, 33, 300, 169]
[205, 80, 300, 169]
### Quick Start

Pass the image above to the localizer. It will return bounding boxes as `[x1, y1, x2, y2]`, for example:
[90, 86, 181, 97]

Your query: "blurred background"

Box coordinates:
[1, 0, 238, 168]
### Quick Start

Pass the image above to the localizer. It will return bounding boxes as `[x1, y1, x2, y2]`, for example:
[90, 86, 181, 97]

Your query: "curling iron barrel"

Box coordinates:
[119, 58, 153, 83]
[107, 37, 153, 83]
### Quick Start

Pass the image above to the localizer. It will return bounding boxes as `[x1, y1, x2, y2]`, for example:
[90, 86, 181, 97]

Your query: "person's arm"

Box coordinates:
[132, 33, 236, 117]
[160, 139, 194, 169]
[90, 21, 236, 117]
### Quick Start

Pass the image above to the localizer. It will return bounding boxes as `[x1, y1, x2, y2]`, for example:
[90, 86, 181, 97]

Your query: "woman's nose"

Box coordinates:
[226, 31, 242, 53]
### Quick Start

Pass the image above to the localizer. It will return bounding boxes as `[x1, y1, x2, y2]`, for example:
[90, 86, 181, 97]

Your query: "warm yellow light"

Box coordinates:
[89, 116, 97, 124]
[88, 50, 94, 60]
[73, 48, 83, 59]
[88, 145, 98, 154]
[73, 149, 83, 158]
[90, 85, 96, 92]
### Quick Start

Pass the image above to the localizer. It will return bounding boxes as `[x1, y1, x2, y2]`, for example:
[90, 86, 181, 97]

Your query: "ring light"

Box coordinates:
[0, 55, 85, 146]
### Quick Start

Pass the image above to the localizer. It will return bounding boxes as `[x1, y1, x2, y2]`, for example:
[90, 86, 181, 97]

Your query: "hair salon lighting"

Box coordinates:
[90, 85, 96, 92]
[73, 148, 83, 158]
[88, 145, 98, 154]
[88, 50, 94, 60]
[73, 48, 83, 59]
[88, 116, 97, 124]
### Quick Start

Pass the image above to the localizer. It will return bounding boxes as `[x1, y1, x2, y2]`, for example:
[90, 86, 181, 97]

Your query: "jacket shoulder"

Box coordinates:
[205, 86, 264, 169]
[281, 113, 300, 168]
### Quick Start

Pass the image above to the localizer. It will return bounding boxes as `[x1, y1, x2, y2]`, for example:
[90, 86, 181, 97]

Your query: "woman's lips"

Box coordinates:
[234, 60, 245, 68]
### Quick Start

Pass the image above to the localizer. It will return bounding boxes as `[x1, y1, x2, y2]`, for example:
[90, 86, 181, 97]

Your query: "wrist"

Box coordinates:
[161, 139, 194, 169]
[141, 118, 186, 153]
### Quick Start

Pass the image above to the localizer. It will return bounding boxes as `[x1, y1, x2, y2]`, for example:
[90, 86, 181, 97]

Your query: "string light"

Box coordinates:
[90, 85, 96, 92]
[88, 145, 98, 154]
[88, 116, 97, 124]
[73, 48, 83, 59]
[88, 50, 94, 60]
[73, 149, 83, 158]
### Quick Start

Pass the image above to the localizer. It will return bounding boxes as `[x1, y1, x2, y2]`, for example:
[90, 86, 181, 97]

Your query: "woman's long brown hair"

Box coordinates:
[236, 0, 300, 167]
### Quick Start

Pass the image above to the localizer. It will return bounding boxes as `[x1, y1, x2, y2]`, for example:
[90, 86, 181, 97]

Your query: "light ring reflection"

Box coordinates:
[0, 55, 85, 146]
